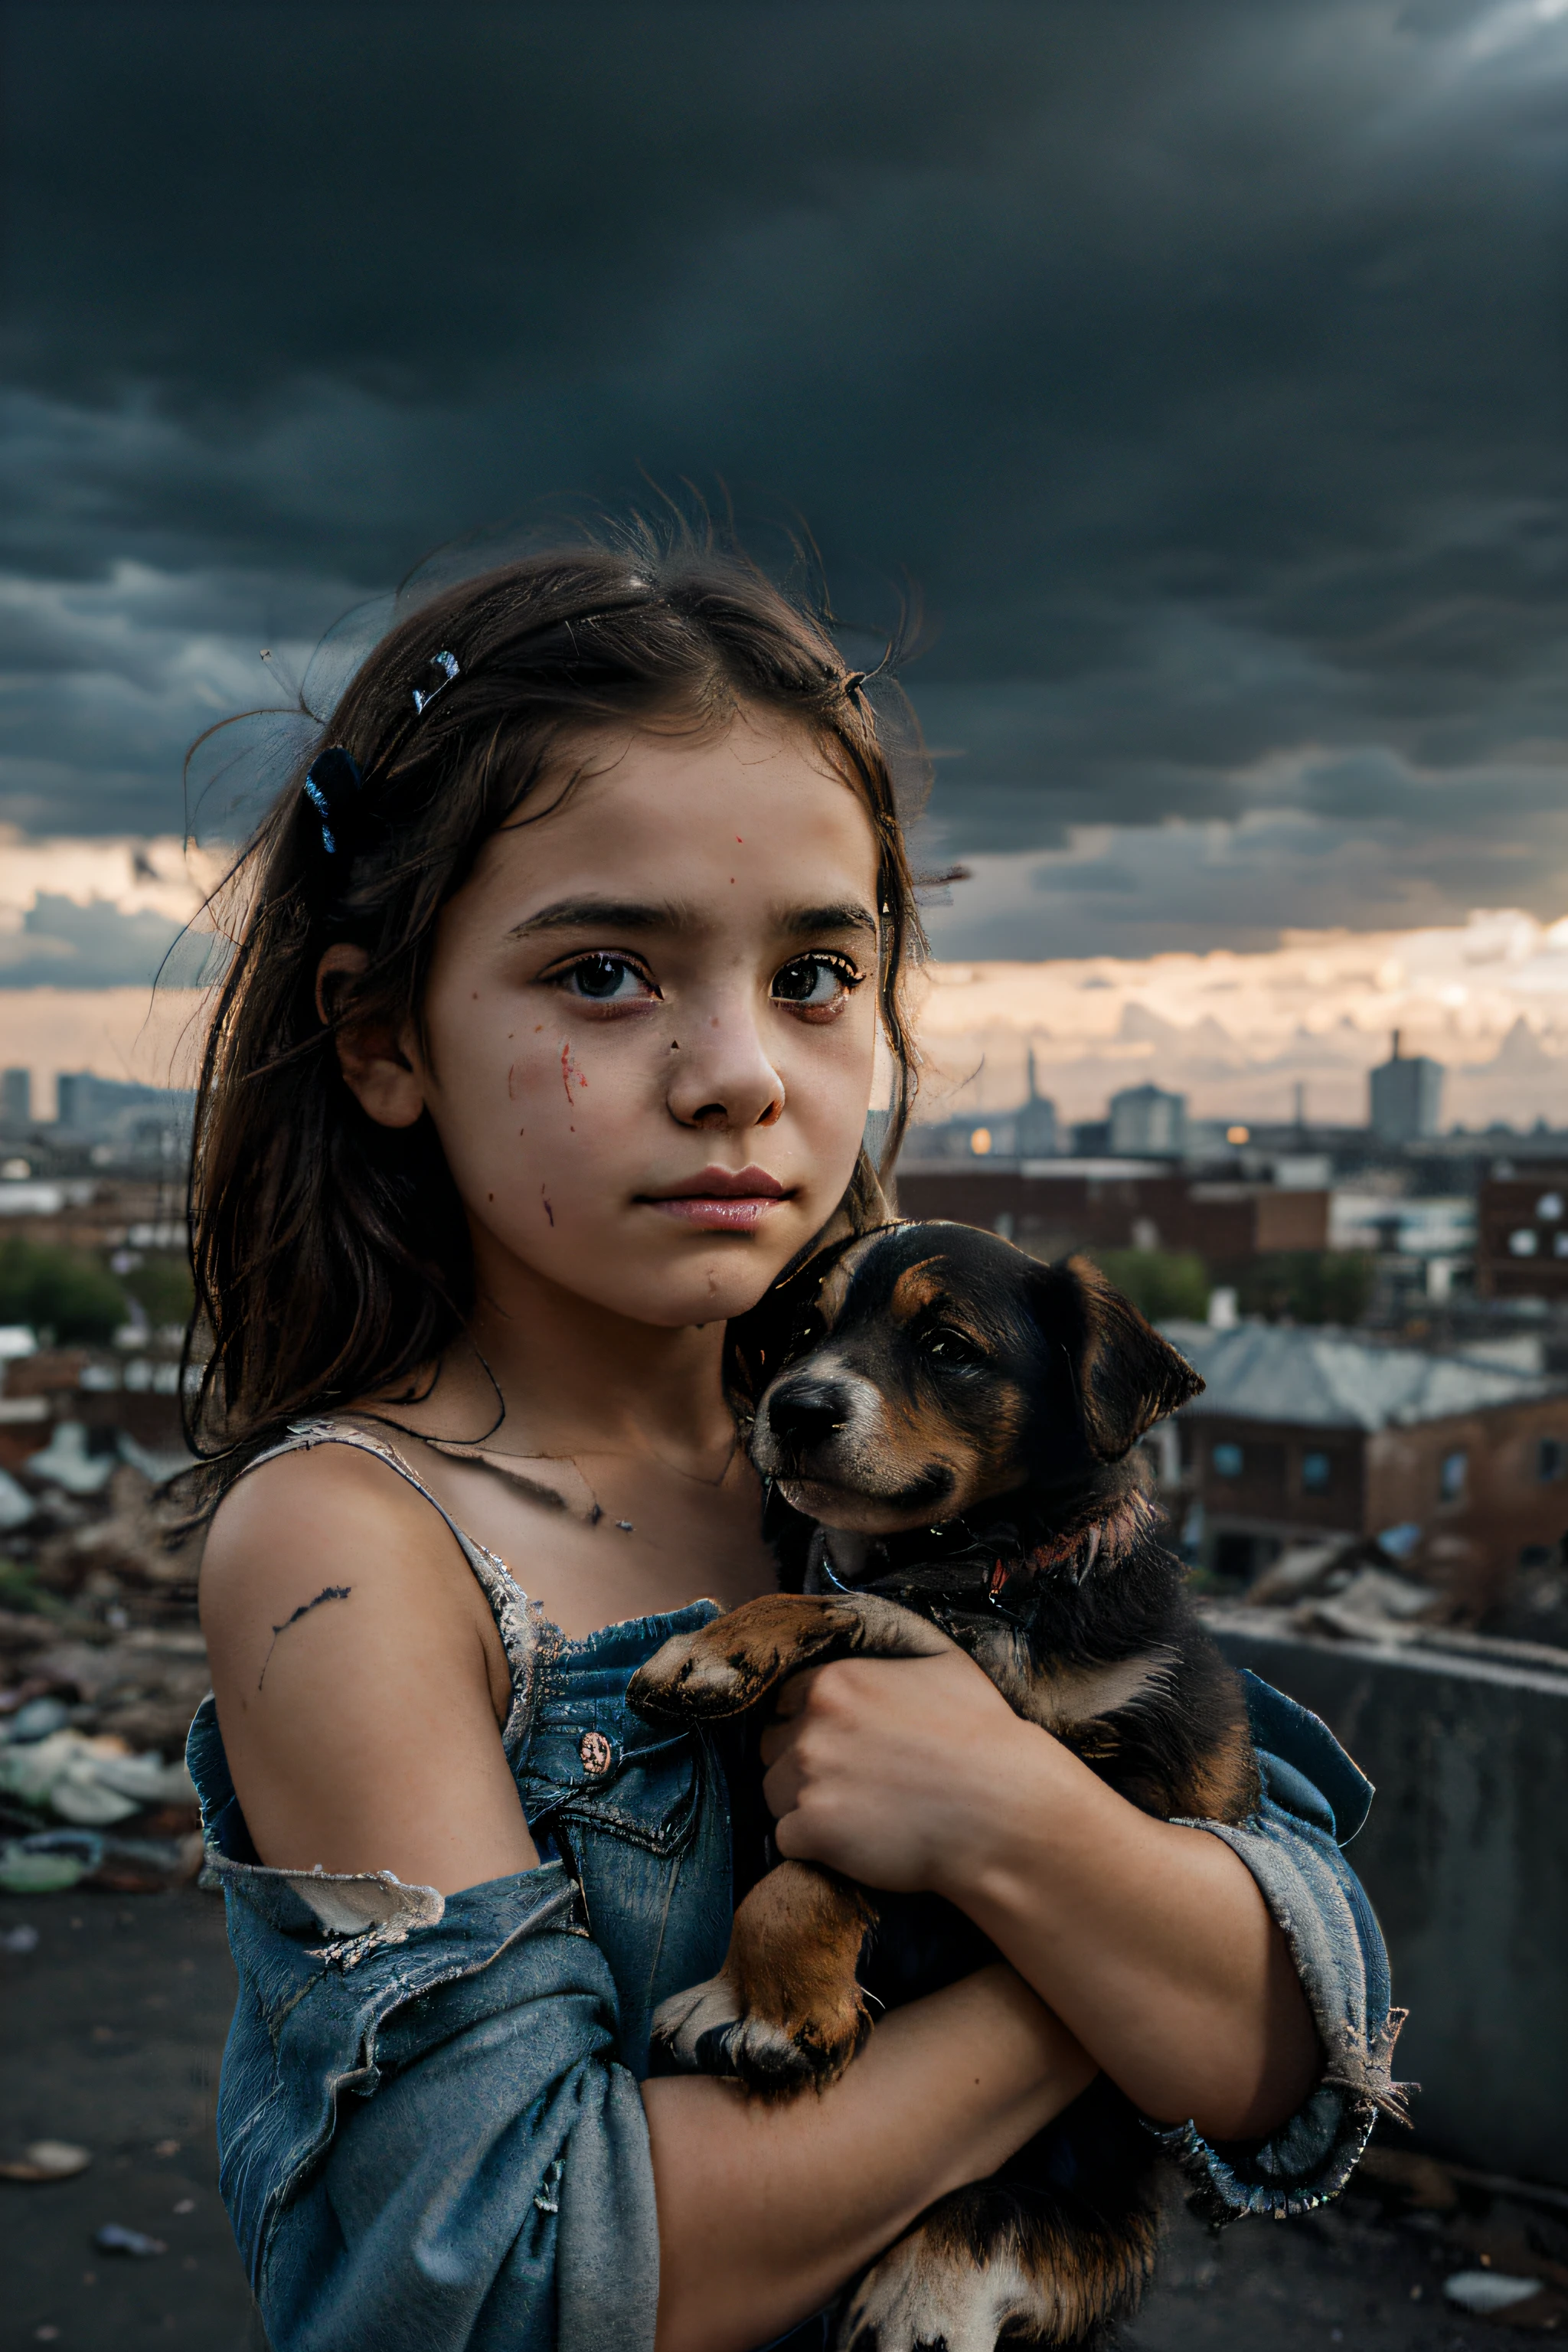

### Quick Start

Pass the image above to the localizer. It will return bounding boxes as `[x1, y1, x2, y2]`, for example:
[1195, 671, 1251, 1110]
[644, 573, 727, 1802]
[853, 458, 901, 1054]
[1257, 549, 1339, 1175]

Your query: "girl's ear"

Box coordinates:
[315, 944, 426, 1130]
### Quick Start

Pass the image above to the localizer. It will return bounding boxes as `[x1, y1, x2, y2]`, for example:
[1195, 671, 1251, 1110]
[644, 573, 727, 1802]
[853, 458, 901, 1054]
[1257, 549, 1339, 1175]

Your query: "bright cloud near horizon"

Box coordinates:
[2, 835, 1566, 1132]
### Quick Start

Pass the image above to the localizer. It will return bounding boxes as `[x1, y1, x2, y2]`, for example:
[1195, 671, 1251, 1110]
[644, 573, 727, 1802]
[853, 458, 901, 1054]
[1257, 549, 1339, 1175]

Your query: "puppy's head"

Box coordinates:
[750, 1222, 1200, 1534]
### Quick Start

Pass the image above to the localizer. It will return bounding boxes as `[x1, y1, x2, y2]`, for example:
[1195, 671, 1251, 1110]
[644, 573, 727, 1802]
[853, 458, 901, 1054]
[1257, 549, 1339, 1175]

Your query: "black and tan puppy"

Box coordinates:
[629, 1220, 1260, 2352]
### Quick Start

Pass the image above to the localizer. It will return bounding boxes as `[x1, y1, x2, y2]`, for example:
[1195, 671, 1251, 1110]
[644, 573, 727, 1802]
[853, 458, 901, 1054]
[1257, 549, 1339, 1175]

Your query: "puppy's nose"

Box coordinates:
[765, 1379, 851, 1450]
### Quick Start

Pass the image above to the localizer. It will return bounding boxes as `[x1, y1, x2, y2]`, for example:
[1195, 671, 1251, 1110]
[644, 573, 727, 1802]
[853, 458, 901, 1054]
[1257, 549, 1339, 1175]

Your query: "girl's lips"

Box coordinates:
[644, 1194, 789, 1232]
[639, 1165, 792, 1231]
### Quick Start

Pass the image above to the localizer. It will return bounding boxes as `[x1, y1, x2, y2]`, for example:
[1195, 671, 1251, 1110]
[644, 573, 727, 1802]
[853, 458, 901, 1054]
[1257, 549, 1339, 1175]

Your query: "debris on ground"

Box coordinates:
[0, 1449, 209, 1894]
[94, 2221, 168, 2257]
[0, 2142, 92, 2184]
[1229, 1531, 1448, 1638]
[1445, 2270, 1558, 2321]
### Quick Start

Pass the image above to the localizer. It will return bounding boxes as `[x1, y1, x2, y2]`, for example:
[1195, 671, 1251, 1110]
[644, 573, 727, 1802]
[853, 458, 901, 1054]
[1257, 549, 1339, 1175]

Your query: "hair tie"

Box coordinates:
[843, 671, 867, 698]
[302, 745, 365, 858]
[412, 648, 460, 714]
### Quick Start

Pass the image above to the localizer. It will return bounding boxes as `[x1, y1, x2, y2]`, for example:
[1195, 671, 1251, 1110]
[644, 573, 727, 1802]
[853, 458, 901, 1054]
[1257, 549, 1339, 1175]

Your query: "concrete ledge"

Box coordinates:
[1206, 1609, 1568, 2187]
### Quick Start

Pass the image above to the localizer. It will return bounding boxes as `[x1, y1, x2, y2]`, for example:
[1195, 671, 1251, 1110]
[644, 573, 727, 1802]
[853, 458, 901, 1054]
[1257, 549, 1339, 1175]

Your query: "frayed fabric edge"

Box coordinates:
[1145, 2100, 1378, 2230]
[201, 1848, 446, 1968]
[1322, 2006, 1416, 2127]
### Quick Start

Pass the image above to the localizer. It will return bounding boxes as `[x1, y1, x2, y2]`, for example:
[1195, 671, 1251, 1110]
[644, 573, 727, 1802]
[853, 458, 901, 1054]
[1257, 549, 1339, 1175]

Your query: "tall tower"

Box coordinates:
[1369, 1031, 1442, 1145]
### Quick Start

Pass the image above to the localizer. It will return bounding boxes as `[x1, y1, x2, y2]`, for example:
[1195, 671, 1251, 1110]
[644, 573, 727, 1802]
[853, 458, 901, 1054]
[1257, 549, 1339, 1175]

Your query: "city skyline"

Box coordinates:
[3, 834, 1566, 1132]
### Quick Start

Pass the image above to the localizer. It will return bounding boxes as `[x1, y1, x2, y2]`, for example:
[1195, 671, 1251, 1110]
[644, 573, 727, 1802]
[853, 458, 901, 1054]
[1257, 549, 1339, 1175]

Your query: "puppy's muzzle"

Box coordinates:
[758, 1376, 851, 1471]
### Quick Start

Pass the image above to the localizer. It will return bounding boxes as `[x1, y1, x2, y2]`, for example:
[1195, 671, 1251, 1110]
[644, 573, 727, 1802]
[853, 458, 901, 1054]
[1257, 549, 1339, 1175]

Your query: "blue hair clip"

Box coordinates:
[412, 648, 460, 716]
[302, 744, 364, 858]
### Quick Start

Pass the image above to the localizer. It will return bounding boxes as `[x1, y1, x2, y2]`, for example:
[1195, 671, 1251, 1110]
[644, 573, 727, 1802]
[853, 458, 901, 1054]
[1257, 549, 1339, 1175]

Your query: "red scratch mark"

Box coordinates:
[506, 1063, 516, 1100]
[560, 1040, 577, 1104]
[541, 1185, 554, 1227]
[736, 835, 743, 843]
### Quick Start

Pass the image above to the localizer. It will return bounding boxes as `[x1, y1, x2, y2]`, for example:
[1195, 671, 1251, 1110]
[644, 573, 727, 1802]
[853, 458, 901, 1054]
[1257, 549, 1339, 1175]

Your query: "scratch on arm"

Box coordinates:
[258, 1585, 353, 1690]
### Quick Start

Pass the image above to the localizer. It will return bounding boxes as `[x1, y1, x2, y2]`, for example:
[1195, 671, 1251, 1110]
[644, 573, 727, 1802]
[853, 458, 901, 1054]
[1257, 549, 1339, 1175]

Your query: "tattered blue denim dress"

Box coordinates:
[187, 1422, 1404, 2352]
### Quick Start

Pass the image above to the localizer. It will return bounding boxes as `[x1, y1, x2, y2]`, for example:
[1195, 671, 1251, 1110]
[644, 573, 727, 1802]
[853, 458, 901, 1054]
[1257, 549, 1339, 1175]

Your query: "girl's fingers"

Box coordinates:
[760, 1751, 805, 1819]
[768, 1666, 823, 1720]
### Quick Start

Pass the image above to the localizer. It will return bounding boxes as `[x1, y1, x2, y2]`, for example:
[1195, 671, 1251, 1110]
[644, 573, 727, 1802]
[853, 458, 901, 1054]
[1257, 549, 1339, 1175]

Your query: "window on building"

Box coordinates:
[1509, 1228, 1539, 1257]
[1555, 1234, 1568, 1259]
[1439, 1449, 1468, 1502]
[1538, 1439, 1566, 1484]
[1302, 1450, 1333, 1493]
[1537, 1194, 1564, 1221]
[1211, 1441, 1243, 1480]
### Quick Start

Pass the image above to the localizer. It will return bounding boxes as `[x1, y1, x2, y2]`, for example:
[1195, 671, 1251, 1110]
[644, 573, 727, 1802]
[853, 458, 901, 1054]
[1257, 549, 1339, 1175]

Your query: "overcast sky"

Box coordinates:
[2, 0, 1566, 981]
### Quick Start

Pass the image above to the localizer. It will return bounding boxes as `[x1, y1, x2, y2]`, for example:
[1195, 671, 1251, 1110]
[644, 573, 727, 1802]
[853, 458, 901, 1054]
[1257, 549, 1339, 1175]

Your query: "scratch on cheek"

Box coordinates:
[507, 1063, 516, 1100]
[560, 1040, 588, 1102]
[541, 1185, 554, 1227]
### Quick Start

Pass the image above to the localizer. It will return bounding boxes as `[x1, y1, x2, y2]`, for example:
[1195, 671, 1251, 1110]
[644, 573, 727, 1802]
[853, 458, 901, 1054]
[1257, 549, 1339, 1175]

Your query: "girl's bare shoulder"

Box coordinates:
[200, 1433, 483, 1645]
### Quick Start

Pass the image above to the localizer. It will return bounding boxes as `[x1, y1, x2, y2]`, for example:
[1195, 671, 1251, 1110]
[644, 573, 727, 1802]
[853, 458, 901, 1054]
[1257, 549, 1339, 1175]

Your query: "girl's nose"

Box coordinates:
[666, 1011, 785, 1132]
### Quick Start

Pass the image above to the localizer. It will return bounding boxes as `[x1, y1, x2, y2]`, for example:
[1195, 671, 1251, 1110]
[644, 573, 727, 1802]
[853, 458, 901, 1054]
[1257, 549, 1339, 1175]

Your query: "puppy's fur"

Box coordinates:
[630, 1222, 1259, 2352]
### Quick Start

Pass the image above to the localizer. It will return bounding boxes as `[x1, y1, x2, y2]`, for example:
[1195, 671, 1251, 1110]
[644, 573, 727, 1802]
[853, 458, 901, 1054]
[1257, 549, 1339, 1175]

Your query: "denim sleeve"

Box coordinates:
[209, 1857, 659, 2352]
[1142, 1670, 1408, 2225]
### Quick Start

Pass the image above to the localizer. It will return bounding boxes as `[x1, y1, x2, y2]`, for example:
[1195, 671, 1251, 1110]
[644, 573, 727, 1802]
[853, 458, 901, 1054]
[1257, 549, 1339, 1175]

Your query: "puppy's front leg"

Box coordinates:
[652, 1860, 877, 2095]
[629, 1590, 954, 1722]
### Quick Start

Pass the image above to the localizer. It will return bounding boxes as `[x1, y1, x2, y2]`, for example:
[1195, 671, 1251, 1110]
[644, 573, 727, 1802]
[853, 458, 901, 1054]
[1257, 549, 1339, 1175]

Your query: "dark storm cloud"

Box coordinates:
[2, 0, 1566, 955]
[0, 894, 188, 988]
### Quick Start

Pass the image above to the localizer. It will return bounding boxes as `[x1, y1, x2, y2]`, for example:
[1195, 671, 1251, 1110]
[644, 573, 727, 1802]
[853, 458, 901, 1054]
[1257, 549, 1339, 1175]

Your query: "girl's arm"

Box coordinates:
[761, 1648, 1321, 2139]
[201, 1453, 1093, 2350]
[645, 1968, 1093, 2352]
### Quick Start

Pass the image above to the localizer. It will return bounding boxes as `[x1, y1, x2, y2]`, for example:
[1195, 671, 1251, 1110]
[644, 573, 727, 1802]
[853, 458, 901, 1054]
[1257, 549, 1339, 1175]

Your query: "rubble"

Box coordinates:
[0, 1442, 208, 1893]
[1216, 1528, 1449, 1642]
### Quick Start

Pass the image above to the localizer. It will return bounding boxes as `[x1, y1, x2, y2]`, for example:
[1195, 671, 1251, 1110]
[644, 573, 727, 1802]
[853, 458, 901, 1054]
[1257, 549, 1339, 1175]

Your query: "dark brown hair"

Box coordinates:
[185, 534, 929, 1461]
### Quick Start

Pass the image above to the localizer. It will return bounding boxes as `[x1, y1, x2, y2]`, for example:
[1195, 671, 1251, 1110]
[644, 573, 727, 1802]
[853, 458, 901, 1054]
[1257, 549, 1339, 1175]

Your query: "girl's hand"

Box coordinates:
[758, 1648, 1047, 1896]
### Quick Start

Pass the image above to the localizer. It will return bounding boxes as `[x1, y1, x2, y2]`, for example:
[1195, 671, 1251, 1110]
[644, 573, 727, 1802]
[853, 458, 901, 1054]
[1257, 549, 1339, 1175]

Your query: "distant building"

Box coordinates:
[1014, 1049, 1058, 1158]
[1109, 1083, 1187, 1159]
[1369, 1031, 1442, 1145]
[900, 1047, 1057, 1167]
[1475, 1166, 1568, 1303]
[53, 1073, 194, 1160]
[0, 1070, 30, 1126]
[893, 1161, 1328, 1262]
[1161, 1317, 1568, 1612]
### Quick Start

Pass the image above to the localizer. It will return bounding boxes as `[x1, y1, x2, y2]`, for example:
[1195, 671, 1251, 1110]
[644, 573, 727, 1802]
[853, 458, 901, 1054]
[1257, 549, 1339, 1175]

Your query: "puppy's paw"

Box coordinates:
[650, 1975, 746, 2073]
[628, 1625, 754, 1720]
[838, 2230, 1044, 2352]
[628, 1594, 857, 1721]
[650, 1972, 870, 2096]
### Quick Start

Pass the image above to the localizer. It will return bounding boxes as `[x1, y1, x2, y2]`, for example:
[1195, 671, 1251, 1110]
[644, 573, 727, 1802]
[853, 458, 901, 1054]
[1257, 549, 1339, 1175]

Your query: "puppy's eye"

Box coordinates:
[920, 1325, 986, 1370]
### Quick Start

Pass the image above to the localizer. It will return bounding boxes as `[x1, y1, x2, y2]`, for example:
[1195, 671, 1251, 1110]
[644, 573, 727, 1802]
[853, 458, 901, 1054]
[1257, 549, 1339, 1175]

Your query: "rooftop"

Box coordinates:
[1160, 1318, 1563, 1430]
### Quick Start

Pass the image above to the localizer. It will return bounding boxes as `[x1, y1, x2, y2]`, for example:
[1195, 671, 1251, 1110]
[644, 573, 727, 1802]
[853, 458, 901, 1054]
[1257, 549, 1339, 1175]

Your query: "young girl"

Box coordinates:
[187, 540, 1400, 2352]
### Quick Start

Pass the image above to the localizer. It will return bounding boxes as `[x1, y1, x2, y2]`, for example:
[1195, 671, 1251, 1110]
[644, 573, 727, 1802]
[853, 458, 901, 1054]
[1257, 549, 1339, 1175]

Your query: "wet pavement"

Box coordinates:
[2, 1881, 1560, 2350]
[1, 1886, 261, 2352]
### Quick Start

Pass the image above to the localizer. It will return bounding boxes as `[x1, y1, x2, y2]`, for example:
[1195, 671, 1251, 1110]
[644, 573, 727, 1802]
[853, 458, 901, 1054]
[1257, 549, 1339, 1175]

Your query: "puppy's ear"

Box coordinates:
[1045, 1254, 1204, 1461]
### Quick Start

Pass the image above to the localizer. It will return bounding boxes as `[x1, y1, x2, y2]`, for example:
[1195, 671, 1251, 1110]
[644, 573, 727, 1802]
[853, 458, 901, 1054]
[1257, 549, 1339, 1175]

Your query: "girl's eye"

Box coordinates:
[556, 955, 658, 1004]
[772, 954, 863, 1011]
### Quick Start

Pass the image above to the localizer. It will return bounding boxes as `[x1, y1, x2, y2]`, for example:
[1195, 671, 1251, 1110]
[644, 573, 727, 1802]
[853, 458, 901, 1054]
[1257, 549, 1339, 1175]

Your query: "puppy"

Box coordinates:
[629, 1222, 1262, 2352]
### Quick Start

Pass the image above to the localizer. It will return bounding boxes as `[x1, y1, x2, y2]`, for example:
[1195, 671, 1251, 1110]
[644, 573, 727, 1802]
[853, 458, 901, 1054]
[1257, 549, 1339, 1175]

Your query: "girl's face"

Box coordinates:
[394, 708, 883, 1331]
